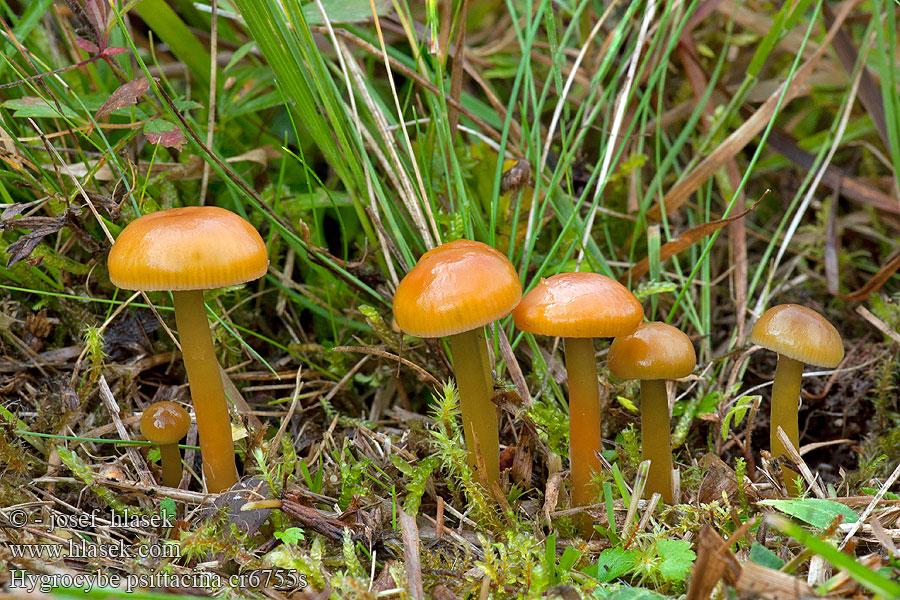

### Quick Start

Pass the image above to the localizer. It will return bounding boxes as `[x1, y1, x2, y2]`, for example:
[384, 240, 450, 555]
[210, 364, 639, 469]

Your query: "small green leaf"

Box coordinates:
[172, 98, 202, 112]
[160, 498, 177, 523]
[696, 389, 722, 415]
[749, 542, 785, 569]
[758, 498, 859, 529]
[583, 547, 635, 583]
[225, 41, 258, 71]
[273, 527, 305, 544]
[720, 395, 758, 439]
[3, 97, 80, 119]
[633, 281, 677, 302]
[594, 586, 667, 600]
[656, 538, 695, 581]
[616, 395, 638, 413]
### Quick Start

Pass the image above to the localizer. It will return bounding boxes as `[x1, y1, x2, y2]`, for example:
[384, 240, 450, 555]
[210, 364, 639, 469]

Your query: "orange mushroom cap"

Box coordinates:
[108, 206, 268, 292]
[141, 401, 191, 445]
[392, 239, 522, 338]
[513, 272, 643, 338]
[750, 304, 844, 368]
[608, 322, 696, 380]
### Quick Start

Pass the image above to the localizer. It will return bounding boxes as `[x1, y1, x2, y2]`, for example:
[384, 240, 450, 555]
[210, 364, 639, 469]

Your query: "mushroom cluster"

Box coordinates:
[391, 244, 698, 516]
[104, 206, 844, 515]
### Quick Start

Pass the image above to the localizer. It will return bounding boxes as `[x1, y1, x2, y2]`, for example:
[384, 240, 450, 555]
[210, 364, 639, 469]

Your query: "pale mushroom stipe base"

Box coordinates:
[108, 206, 268, 493]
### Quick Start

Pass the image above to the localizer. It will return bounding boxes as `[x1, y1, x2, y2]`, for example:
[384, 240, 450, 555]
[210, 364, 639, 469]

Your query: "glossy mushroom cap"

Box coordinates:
[608, 322, 696, 380]
[393, 239, 522, 338]
[108, 206, 268, 291]
[750, 304, 844, 368]
[513, 272, 643, 338]
[141, 401, 191, 445]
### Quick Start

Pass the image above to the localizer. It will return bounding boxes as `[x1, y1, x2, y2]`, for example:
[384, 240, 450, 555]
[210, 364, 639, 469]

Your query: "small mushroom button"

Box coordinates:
[141, 401, 191, 488]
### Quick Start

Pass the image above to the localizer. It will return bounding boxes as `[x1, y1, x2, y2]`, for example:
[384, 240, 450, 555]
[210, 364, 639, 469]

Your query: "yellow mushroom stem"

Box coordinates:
[770, 354, 803, 496]
[563, 338, 604, 507]
[173, 290, 238, 493]
[563, 337, 605, 535]
[158, 442, 183, 488]
[449, 328, 499, 486]
[640, 379, 673, 504]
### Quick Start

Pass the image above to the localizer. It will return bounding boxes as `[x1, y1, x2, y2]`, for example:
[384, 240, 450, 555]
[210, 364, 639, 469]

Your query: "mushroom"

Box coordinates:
[393, 239, 522, 486]
[513, 272, 643, 515]
[141, 401, 191, 488]
[607, 322, 696, 504]
[108, 206, 268, 493]
[750, 304, 843, 495]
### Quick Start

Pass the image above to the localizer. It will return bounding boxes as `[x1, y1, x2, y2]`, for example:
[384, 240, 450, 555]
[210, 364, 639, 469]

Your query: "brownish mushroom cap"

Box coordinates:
[750, 304, 844, 368]
[512, 272, 643, 338]
[392, 239, 522, 338]
[608, 322, 697, 381]
[607, 321, 695, 504]
[108, 206, 268, 291]
[749, 304, 843, 497]
[141, 401, 191, 446]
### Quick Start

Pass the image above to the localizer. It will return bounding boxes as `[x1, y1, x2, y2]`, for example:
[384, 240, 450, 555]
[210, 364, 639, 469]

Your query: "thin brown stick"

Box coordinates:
[333, 345, 441, 387]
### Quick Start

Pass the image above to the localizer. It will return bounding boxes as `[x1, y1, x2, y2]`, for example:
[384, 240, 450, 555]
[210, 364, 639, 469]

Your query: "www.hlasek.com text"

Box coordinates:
[8, 537, 179, 560]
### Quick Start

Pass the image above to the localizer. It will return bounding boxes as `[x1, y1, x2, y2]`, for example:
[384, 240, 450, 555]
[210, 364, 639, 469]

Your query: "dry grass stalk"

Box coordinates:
[736, 561, 815, 599]
[399, 509, 424, 600]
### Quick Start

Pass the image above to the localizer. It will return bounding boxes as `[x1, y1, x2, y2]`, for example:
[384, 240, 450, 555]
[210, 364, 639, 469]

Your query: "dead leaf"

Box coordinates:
[621, 197, 762, 282]
[144, 120, 186, 151]
[510, 426, 534, 487]
[735, 561, 814, 599]
[399, 510, 424, 600]
[686, 525, 741, 600]
[840, 252, 900, 302]
[1, 215, 69, 267]
[211, 477, 274, 537]
[543, 470, 567, 526]
[96, 77, 151, 119]
[501, 158, 532, 195]
[432, 584, 461, 600]
[75, 37, 100, 54]
[227, 145, 281, 166]
[5, 231, 48, 267]
[696, 454, 758, 504]
[822, 3, 890, 150]
[370, 560, 397, 593]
